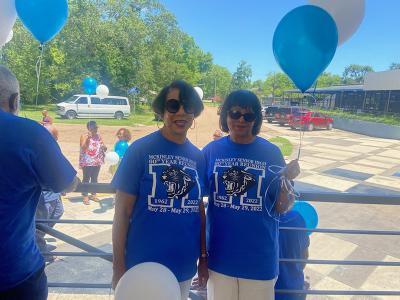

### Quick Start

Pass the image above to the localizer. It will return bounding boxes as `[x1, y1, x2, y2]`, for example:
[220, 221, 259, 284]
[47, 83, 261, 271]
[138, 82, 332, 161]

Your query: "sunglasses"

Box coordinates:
[165, 99, 195, 114]
[228, 110, 256, 122]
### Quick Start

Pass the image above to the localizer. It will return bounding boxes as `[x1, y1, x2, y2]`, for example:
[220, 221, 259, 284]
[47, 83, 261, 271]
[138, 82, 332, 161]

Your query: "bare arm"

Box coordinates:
[61, 176, 81, 193]
[112, 190, 137, 289]
[196, 199, 209, 288]
[274, 159, 300, 214]
[80, 134, 90, 150]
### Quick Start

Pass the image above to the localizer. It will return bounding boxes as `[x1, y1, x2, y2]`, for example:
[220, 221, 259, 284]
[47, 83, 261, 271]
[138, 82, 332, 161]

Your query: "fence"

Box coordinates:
[36, 183, 400, 298]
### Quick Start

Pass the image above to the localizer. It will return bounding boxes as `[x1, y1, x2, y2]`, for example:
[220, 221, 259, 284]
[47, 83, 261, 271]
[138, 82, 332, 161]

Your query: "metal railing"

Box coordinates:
[36, 183, 400, 298]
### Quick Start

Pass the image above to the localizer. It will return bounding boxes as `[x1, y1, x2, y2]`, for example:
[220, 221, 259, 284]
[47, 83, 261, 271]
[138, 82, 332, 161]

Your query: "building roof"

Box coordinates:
[285, 84, 364, 94]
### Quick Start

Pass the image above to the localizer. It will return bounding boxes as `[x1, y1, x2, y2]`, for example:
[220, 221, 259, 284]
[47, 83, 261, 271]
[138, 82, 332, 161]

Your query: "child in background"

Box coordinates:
[41, 109, 53, 125]
[275, 210, 310, 300]
[116, 127, 132, 143]
[109, 128, 132, 175]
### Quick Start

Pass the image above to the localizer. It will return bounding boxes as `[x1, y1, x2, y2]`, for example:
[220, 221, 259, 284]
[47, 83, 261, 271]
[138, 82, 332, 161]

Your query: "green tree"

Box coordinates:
[1, 0, 218, 105]
[342, 64, 374, 84]
[231, 60, 252, 90]
[201, 64, 232, 100]
[389, 63, 400, 70]
[316, 72, 342, 87]
[263, 72, 294, 97]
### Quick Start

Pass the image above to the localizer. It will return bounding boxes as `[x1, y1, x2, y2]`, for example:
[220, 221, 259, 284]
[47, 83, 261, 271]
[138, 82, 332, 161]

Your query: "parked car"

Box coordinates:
[56, 95, 131, 120]
[263, 106, 280, 123]
[275, 106, 309, 126]
[289, 111, 334, 131]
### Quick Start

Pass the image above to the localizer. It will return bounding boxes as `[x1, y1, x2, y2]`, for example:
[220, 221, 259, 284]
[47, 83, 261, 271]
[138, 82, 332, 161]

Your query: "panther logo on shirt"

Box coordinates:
[221, 166, 256, 196]
[160, 166, 195, 198]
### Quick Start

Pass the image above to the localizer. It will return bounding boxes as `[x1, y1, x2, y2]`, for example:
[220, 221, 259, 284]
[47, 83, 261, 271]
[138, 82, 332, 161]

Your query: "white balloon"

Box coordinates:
[194, 86, 204, 100]
[0, 0, 17, 47]
[309, 0, 365, 46]
[105, 151, 119, 166]
[115, 262, 180, 300]
[96, 84, 109, 99]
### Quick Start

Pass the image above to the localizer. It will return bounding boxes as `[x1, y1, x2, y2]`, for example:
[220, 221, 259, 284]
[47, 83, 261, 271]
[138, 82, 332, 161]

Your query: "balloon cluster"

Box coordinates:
[82, 77, 110, 98]
[104, 141, 129, 169]
[273, 1, 365, 93]
[1, 0, 69, 47]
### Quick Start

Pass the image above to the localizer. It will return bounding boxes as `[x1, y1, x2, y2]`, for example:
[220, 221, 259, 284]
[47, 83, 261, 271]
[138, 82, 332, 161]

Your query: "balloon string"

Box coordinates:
[297, 80, 318, 159]
[35, 44, 45, 106]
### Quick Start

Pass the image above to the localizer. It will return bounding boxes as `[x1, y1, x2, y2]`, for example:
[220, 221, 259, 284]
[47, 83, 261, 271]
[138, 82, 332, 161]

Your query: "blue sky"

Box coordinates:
[159, 0, 400, 80]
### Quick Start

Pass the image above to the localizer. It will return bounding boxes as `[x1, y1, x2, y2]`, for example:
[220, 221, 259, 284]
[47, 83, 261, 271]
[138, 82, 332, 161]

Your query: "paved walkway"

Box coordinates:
[45, 122, 400, 299]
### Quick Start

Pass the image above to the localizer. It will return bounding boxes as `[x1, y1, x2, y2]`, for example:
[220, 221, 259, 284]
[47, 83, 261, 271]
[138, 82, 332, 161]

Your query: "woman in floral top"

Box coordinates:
[79, 121, 107, 204]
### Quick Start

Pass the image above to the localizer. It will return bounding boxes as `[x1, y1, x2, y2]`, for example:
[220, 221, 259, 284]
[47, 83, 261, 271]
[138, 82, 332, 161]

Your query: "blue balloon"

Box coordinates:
[82, 77, 97, 95]
[273, 5, 338, 93]
[291, 201, 318, 235]
[16, 0, 68, 44]
[114, 141, 129, 158]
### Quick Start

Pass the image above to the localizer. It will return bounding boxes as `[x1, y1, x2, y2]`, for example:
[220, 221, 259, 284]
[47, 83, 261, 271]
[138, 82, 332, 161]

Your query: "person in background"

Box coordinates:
[116, 128, 132, 143]
[35, 124, 65, 263]
[212, 129, 224, 141]
[0, 65, 79, 300]
[79, 121, 107, 205]
[275, 210, 310, 300]
[203, 90, 300, 300]
[40, 109, 53, 125]
[111, 80, 208, 300]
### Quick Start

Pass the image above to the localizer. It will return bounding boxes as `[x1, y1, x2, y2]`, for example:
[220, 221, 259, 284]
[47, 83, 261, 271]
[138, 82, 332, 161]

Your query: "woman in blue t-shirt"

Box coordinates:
[202, 90, 300, 300]
[111, 80, 208, 299]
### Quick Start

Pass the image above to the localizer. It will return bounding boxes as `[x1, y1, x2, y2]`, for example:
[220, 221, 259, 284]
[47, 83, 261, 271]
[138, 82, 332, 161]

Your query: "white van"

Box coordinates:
[56, 94, 131, 119]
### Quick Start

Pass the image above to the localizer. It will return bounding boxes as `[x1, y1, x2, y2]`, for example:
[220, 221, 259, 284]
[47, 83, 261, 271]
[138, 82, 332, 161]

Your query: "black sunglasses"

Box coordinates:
[228, 110, 256, 122]
[165, 99, 195, 114]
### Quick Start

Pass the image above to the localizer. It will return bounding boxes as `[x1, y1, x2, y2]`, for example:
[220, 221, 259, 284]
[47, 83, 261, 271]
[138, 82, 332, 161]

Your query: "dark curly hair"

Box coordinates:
[152, 80, 204, 118]
[219, 90, 263, 136]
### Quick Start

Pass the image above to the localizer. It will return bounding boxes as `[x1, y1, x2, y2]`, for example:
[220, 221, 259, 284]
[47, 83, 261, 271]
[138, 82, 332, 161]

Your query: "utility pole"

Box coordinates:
[214, 78, 217, 102]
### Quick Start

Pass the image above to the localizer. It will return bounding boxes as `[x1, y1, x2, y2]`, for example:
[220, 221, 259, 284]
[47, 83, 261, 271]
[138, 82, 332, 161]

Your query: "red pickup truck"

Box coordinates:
[275, 106, 309, 126]
[289, 111, 334, 131]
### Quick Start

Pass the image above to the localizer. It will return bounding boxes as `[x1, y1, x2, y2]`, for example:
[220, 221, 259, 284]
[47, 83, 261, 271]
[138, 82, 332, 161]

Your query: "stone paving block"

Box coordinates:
[377, 149, 400, 159]
[367, 155, 400, 165]
[338, 164, 385, 175]
[308, 234, 358, 276]
[313, 276, 355, 300]
[366, 175, 400, 191]
[360, 256, 400, 291]
[354, 159, 398, 169]
[323, 168, 373, 181]
[296, 174, 359, 192]
[327, 246, 385, 289]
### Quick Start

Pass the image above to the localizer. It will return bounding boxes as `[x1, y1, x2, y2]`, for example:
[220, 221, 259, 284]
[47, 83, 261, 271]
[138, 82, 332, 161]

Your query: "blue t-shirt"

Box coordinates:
[111, 131, 205, 282]
[275, 210, 310, 300]
[202, 136, 285, 280]
[0, 110, 76, 291]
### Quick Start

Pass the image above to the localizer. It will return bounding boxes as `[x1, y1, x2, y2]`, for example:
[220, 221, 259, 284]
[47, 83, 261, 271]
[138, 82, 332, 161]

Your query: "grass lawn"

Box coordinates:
[20, 104, 156, 126]
[269, 136, 293, 157]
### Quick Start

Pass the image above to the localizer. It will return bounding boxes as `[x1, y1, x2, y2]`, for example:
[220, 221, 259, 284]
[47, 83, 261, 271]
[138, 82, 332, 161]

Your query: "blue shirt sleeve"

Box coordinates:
[111, 144, 144, 196]
[31, 126, 76, 193]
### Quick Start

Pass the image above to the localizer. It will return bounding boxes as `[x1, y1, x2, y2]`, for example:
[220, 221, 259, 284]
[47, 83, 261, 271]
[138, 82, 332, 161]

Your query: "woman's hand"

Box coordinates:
[196, 257, 209, 288]
[284, 159, 300, 180]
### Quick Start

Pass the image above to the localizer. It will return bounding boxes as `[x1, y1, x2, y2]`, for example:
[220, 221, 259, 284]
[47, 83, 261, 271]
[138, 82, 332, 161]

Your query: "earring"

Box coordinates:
[190, 119, 196, 130]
